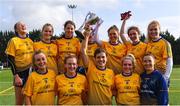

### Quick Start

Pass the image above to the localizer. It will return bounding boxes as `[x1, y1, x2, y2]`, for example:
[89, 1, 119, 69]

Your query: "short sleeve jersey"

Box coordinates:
[34, 41, 58, 74]
[23, 69, 56, 105]
[5, 36, 34, 71]
[56, 37, 81, 72]
[56, 73, 87, 105]
[115, 73, 140, 105]
[125, 41, 147, 74]
[102, 41, 127, 74]
[86, 61, 114, 105]
[146, 38, 172, 73]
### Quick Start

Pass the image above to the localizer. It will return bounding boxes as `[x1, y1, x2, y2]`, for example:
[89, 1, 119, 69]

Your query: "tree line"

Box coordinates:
[0, 30, 179, 65]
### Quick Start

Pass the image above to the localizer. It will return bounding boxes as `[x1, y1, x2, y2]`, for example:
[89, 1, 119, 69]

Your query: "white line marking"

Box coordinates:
[0, 86, 13, 94]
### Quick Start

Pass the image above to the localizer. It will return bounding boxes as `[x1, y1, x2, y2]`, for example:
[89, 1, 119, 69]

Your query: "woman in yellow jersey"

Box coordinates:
[79, 24, 99, 67]
[120, 14, 147, 74]
[23, 50, 56, 105]
[96, 25, 127, 75]
[33, 23, 58, 74]
[146, 20, 173, 87]
[56, 20, 81, 74]
[81, 31, 114, 105]
[115, 54, 140, 105]
[56, 55, 88, 105]
[5, 21, 34, 105]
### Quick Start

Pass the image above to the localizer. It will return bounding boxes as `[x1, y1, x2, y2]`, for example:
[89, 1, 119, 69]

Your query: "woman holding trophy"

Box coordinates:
[79, 12, 127, 75]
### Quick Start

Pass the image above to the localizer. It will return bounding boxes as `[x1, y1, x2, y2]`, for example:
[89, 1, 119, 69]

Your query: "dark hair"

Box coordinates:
[127, 26, 141, 35]
[107, 25, 119, 34]
[64, 20, 76, 29]
[94, 48, 107, 58]
[143, 53, 155, 61]
[64, 54, 77, 64]
[107, 25, 121, 43]
[14, 22, 19, 36]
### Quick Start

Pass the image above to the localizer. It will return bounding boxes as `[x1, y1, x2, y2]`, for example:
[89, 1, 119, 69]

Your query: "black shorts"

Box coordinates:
[14, 68, 30, 87]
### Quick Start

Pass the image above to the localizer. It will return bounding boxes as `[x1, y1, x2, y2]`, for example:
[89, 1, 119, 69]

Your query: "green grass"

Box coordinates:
[169, 68, 180, 105]
[0, 70, 14, 105]
[0, 68, 180, 105]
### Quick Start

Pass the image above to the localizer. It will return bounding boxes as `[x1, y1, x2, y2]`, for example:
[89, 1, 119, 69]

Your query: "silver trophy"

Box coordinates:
[75, 12, 103, 40]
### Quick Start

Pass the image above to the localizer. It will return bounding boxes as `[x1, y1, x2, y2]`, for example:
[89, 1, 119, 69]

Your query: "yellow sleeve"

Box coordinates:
[77, 40, 81, 57]
[5, 38, 16, 57]
[164, 41, 172, 58]
[33, 42, 38, 51]
[23, 74, 34, 96]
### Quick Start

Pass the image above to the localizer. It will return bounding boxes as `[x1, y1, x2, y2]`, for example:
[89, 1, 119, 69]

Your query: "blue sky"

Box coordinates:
[0, 0, 180, 40]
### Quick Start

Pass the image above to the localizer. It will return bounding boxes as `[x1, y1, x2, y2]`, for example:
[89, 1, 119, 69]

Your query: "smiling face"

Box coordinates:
[108, 28, 119, 43]
[143, 55, 155, 72]
[148, 21, 161, 41]
[42, 25, 53, 41]
[65, 57, 78, 72]
[128, 29, 140, 43]
[34, 53, 47, 71]
[15, 21, 28, 36]
[64, 23, 75, 38]
[122, 59, 133, 73]
[94, 52, 107, 69]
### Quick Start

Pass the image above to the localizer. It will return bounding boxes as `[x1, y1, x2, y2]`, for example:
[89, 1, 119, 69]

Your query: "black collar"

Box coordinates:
[64, 72, 77, 78]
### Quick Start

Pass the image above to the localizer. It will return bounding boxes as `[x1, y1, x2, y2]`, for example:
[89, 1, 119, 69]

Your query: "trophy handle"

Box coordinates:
[78, 12, 92, 31]
[92, 19, 103, 36]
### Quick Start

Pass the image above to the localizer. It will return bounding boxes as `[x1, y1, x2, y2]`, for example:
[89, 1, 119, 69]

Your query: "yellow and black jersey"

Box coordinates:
[23, 69, 56, 105]
[146, 38, 172, 74]
[125, 41, 147, 74]
[86, 61, 114, 105]
[102, 41, 127, 74]
[34, 41, 58, 74]
[5, 36, 34, 71]
[56, 37, 81, 73]
[56, 73, 87, 105]
[115, 72, 140, 105]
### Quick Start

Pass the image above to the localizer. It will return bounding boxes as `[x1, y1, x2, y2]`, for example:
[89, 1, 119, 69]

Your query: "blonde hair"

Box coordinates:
[64, 54, 77, 64]
[147, 20, 161, 41]
[41, 23, 54, 38]
[122, 53, 136, 70]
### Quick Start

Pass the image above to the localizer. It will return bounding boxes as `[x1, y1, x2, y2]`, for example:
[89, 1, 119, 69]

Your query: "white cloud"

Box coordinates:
[157, 16, 180, 39]
[0, 0, 179, 40]
[0, 0, 71, 35]
[0, 0, 120, 36]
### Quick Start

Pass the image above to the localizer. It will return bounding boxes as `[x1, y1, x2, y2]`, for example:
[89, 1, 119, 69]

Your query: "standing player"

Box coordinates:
[97, 25, 127, 75]
[34, 23, 58, 74]
[146, 20, 173, 86]
[5, 21, 34, 105]
[56, 55, 87, 105]
[115, 54, 140, 105]
[79, 24, 99, 66]
[56, 20, 81, 74]
[81, 31, 114, 105]
[120, 14, 147, 74]
[23, 51, 56, 105]
[140, 54, 168, 105]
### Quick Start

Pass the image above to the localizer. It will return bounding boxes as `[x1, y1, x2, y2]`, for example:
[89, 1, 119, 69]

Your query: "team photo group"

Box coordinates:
[5, 11, 173, 105]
